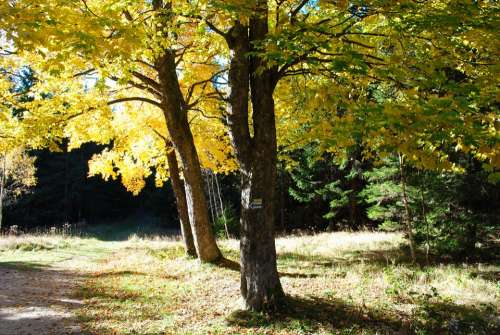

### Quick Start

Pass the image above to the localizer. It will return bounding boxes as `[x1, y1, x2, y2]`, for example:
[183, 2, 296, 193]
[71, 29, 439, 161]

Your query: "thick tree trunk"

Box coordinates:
[225, 11, 283, 310]
[166, 146, 196, 257]
[239, 136, 283, 311]
[157, 52, 221, 262]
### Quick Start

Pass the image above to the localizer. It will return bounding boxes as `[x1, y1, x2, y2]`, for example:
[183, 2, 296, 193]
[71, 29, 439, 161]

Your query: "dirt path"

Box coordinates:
[0, 263, 84, 335]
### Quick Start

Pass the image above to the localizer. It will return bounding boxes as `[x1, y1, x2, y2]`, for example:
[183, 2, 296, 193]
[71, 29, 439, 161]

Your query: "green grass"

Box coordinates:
[0, 234, 118, 270]
[1, 231, 498, 334]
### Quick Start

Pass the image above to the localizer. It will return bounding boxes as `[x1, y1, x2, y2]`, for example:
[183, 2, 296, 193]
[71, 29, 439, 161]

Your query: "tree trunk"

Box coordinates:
[214, 174, 230, 239]
[418, 171, 430, 264]
[239, 138, 283, 311]
[157, 51, 221, 263]
[399, 154, 416, 263]
[63, 142, 70, 223]
[166, 146, 196, 257]
[0, 154, 5, 230]
[225, 10, 283, 310]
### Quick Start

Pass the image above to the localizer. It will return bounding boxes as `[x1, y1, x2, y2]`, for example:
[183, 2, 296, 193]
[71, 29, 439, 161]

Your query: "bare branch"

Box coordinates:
[190, 107, 223, 122]
[135, 59, 157, 71]
[148, 125, 169, 143]
[131, 71, 161, 90]
[72, 68, 96, 78]
[342, 38, 375, 49]
[185, 68, 228, 106]
[81, 0, 100, 17]
[123, 10, 134, 21]
[205, 20, 228, 39]
[290, 0, 310, 24]
[108, 97, 162, 108]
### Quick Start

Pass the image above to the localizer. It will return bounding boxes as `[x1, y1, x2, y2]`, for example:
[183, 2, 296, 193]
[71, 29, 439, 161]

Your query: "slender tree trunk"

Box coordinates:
[206, 171, 216, 222]
[399, 153, 416, 263]
[279, 164, 286, 234]
[214, 174, 229, 238]
[63, 142, 70, 223]
[418, 171, 430, 264]
[156, 51, 221, 262]
[0, 154, 5, 230]
[166, 146, 196, 257]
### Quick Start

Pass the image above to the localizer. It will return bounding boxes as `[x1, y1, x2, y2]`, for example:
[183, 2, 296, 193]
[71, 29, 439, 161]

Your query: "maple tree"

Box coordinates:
[198, 0, 498, 309]
[0, 148, 37, 229]
[1, 0, 498, 312]
[86, 101, 236, 256]
[276, 1, 499, 174]
[0, 0, 231, 261]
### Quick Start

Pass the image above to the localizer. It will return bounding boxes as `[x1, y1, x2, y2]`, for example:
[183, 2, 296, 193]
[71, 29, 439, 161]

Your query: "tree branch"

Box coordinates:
[81, 0, 100, 17]
[290, 0, 310, 24]
[73, 68, 96, 78]
[107, 97, 162, 108]
[131, 71, 161, 90]
[205, 20, 228, 39]
[185, 68, 228, 106]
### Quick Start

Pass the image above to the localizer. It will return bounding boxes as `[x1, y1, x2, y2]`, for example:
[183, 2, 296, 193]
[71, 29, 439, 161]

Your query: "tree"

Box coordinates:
[1, 0, 227, 261]
[3, 0, 498, 312]
[166, 0, 498, 310]
[0, 148, 36, 229]
[86, 101, 235, 256]
[274, 0, 498, 267]
[287, 143, 369, 230]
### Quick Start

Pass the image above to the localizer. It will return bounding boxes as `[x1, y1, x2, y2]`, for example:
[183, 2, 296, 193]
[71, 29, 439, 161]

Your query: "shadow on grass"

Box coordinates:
[217, 258, 321, 278]
[0, 260, 49, 271]
[470, 269, 500, 283]
[227, 294, 499, 334]
[278, 244, 499, 271]
[74, 271, 179, 333]
[227, 295, 405, 334]
[93, 270, 179, 281]
[79, 283, 143, 302]
[279, 246, 417, 267]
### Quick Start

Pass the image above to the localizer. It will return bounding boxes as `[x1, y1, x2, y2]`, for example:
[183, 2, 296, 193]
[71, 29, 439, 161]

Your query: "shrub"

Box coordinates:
[213, 205, 239, 239]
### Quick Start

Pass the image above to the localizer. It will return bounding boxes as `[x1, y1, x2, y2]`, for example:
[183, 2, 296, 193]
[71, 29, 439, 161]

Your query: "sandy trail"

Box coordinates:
[0, 262, 84, 335]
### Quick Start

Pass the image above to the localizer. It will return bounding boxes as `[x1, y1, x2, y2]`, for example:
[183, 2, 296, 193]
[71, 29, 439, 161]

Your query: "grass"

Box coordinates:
[0, 231, 498, 334]
[0, 234, 118, 270]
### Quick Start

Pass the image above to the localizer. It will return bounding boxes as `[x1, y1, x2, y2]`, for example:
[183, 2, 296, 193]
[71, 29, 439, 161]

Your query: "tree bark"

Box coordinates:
[156, 51, 222, 262]
[166, 146, 196, 257]
[0, 154, 5, 230]
[225, 8, 283, 310]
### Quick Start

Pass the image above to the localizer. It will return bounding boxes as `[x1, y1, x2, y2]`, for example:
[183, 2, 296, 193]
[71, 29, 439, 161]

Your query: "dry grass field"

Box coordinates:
[0, 231, 498, 334]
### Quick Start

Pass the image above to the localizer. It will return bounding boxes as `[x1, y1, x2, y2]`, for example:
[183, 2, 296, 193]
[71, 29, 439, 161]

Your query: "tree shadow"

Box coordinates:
[469, 269, 500, 283]
[278, 244, 499, 271]
[0, 260, 49, 271]
[228, 295, 406, 334]
[411, 299, 499, 334]
[227, 294, 499, 334]
[0, 264, 84, 335]
[217, 258, 321, 278]
[93, 270, 178, 280]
